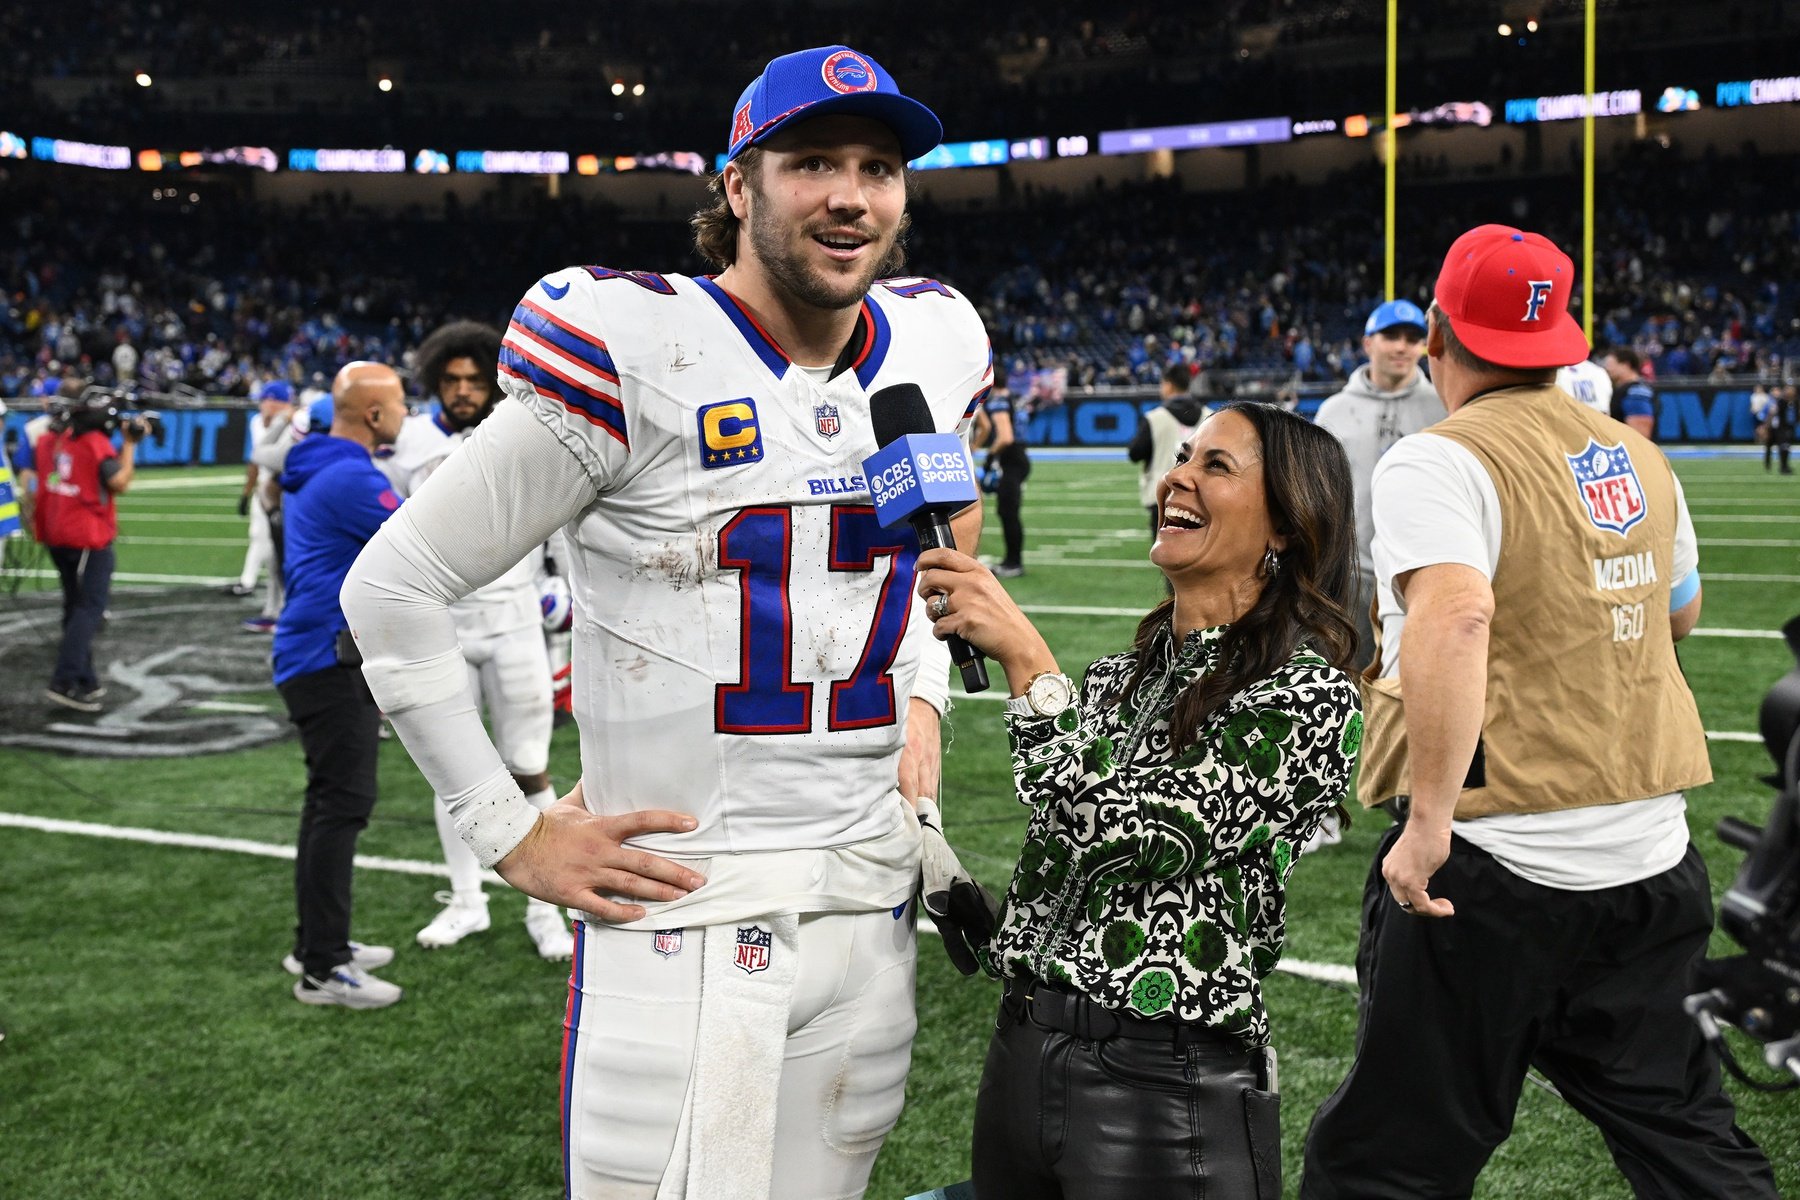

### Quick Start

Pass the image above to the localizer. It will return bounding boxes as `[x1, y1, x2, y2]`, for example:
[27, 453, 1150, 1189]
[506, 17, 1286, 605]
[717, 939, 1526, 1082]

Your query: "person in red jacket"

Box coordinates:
[33, 391, 148, 711]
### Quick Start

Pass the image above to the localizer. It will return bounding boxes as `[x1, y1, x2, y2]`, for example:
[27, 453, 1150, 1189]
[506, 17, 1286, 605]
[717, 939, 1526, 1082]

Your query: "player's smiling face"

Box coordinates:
[739, 116, 907, 311]
[1150, 410, 1284, 588]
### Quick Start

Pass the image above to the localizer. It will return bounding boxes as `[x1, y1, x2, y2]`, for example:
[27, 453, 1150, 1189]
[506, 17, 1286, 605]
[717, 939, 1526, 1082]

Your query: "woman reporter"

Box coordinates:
[917, 401, 1362, 1199]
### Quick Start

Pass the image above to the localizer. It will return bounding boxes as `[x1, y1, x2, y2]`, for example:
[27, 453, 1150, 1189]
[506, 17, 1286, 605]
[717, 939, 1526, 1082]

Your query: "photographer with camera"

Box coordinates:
[31, 388, 152, 712]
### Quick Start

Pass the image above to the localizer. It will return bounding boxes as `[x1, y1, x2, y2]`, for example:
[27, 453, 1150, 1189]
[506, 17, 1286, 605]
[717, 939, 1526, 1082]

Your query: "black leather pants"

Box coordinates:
[971, 983, 1281, 1199]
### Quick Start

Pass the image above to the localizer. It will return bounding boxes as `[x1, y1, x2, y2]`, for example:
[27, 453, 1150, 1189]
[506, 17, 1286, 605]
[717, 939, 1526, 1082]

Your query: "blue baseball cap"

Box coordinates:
[1364, 299, 1429, 337]
[307, 396, 335, 433]
[256, 379, 293, 403]
[726, 45, 942, 162]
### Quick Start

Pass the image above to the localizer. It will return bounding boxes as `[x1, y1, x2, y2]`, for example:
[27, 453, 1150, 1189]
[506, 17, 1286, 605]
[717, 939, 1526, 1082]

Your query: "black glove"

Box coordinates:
[237, 493, 251, 517]
[916, 797, 1000, 976]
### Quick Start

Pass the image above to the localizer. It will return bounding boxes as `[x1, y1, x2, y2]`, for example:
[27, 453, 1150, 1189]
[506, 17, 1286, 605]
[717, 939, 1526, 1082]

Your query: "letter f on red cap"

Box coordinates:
[1524, 280, 1554, 322]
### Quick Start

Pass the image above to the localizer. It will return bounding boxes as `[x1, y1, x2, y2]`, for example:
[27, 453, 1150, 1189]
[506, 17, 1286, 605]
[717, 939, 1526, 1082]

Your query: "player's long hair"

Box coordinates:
[692, 148, 911, 273]
[1121, 400, 1359, 753]
[413, 320, 502, 420]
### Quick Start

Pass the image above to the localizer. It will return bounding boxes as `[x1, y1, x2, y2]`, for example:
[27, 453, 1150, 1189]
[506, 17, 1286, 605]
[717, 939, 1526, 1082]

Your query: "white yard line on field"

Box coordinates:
[116, 535, 246, 547]
[0, 811, 505, 885]
[121, 475, 243, 492]
[0, 810, 1353, 983]
[2, 569, 239, 586]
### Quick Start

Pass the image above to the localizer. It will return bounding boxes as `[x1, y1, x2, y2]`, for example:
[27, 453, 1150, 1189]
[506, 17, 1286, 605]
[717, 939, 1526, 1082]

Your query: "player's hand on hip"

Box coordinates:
[897, 697, 942, 810]
[1380, 822, 1456, 919]
[496, 780, 706, 923]
[914, 547, 1049, 672]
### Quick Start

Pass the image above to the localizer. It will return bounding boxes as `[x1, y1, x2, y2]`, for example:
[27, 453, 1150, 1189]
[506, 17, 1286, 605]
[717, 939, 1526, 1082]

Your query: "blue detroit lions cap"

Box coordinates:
[256, 379, 293, 403]
[726, 45, 942, 162]
[307, 396, 334, 432]
[1365, 299, 1429, 337]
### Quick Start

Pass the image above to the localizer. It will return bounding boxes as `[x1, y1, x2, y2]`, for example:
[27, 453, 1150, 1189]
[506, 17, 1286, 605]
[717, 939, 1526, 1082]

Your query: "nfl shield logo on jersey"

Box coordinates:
[652, 929, 684, 958]
[734, 925, 772, 974]
[814, 401, 842, 440]
[1565, 438, 1647, 536]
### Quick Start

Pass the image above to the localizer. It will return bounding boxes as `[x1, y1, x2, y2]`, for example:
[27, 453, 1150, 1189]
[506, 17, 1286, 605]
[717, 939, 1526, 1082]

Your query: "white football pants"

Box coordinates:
[238, 501, 272, 589]
[562, 908, 917, 1200]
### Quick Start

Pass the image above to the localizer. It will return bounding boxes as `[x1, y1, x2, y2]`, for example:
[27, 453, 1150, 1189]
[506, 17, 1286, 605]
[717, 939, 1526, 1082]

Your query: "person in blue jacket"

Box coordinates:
[274, 362, 409, 1009]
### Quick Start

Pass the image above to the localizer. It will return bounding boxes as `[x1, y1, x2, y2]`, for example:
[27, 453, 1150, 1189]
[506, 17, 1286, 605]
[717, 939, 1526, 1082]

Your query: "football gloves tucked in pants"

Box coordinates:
[915, 796, 1000, 976]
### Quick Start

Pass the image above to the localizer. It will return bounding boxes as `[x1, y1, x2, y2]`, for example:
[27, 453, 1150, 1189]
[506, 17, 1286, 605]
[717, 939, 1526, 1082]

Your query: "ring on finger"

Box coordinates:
[928, 592, 951, 620]
[1396, 899, 1414, 910]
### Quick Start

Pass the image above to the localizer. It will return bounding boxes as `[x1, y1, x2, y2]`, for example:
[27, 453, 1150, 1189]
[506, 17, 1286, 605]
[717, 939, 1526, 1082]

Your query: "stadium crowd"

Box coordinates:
[4, 140, 1795, 402]
[5, 0, 1791, 157]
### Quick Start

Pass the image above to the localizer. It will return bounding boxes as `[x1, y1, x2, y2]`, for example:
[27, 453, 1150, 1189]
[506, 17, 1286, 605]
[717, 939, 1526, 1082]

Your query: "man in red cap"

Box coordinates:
[1301, 226, 1776, 1197]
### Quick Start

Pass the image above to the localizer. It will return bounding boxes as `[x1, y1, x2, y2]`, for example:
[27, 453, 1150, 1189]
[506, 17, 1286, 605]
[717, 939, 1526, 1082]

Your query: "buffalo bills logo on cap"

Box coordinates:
[821, 50, 877, 94]
[734, 925, 772, 974]
[1566, 438, 1647, 537]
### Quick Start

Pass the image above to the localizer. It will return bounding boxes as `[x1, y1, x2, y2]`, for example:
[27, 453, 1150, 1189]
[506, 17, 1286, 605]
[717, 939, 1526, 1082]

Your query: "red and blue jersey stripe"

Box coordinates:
[695, 277, 790, 379]
[560, 919, 585, 1199]
[501, 296, 628, 447]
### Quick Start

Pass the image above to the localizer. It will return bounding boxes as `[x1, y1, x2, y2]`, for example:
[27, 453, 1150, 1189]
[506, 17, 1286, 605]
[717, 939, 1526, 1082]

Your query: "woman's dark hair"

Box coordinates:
[1122, 400, 1359, 749]
[413, 320, 502, 407]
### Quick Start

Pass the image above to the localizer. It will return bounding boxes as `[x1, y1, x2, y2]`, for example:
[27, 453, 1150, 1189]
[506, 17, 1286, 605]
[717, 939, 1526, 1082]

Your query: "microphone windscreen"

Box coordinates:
[870, 383, 936, 448]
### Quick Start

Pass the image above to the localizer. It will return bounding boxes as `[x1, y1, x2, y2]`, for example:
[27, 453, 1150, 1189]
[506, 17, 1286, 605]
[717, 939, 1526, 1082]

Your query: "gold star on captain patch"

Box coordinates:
[707, 452, 719, 464]
[736, 449, 748, 459]
[749, 446, 760, 457]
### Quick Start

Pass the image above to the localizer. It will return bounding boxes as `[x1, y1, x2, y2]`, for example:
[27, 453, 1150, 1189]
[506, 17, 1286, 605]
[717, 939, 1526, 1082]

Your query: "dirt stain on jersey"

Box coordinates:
[634, 541, 702, 591]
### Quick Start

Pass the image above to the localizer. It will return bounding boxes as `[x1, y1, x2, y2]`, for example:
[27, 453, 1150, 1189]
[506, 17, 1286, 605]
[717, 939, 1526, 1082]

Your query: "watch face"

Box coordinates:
[1029, 673, 1073, 715]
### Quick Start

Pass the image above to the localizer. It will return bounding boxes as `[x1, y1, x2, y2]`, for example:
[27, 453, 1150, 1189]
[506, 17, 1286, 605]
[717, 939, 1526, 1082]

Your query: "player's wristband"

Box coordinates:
[446, 770, 543, 870]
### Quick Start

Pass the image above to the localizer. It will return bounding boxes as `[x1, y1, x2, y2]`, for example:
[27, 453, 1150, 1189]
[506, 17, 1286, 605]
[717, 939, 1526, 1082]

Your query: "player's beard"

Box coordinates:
[440, 395, 492, 432]
[746, 203, 907, 312]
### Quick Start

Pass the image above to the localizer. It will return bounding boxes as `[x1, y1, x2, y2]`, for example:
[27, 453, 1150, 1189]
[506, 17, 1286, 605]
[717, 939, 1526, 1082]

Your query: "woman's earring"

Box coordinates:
[1261, 547, 1281, 578]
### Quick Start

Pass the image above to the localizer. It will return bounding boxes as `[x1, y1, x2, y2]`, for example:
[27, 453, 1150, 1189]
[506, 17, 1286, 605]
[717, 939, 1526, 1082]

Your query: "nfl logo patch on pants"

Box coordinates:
[734, 924, 772, 974]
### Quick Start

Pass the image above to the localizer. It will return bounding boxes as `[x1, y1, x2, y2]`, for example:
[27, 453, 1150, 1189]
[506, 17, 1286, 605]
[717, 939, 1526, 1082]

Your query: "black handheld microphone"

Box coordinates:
[864, 383, 990, 693]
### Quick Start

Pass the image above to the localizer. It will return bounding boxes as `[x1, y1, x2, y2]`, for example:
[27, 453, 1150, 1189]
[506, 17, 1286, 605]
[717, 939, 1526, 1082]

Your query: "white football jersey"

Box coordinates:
[496, 267, 992, 854]
[385, 410, 541, 638]
[1556, 359, 1614, 415]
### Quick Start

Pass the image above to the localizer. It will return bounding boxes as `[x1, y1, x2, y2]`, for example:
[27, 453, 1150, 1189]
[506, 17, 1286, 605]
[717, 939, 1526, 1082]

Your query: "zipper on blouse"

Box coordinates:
[1028, 642, 1185, 982]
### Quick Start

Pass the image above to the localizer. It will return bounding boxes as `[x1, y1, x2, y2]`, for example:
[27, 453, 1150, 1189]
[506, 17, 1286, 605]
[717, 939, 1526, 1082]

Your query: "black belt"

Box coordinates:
[1000, 978, 1247, 1060]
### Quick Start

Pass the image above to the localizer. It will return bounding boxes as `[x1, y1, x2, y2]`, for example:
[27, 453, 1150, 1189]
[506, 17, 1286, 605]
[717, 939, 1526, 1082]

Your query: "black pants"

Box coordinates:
[995, 452, 1030, 568]
[1764, 425, 1792, 472]
[973, 984, 1281, 1199]
[48, 543, 113, 692]
[1301, 828, 1777, 1200]
[278, 665, 382, 979]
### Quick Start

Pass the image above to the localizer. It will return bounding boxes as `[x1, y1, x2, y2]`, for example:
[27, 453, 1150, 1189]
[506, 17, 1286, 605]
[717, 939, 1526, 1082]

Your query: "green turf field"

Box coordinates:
[0, 455, 1795, 1199]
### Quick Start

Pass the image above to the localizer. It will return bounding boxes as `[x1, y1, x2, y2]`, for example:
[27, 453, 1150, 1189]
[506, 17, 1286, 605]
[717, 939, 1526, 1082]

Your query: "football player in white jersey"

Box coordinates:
[1556, 356, 1614, 415]
[342, 46, 989, 1199]
[381, 321, 572, 961]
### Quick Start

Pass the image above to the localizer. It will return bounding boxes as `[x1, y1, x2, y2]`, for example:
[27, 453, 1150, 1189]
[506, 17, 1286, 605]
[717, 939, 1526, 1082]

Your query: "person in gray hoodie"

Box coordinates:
[1129, 362, 1208, 538]
[1313, 299, 1442, 673]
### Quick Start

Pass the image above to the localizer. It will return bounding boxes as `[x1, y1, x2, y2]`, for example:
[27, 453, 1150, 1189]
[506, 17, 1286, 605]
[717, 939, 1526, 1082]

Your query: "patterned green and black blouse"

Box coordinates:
[987, 620, 1362, 1049]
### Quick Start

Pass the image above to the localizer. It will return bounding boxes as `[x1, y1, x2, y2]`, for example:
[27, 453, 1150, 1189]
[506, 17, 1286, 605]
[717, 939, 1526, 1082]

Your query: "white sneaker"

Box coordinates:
[293, 963, 403, 1010]
[280, 942, 394, 978]
[282, 941, 394, 977]
[524, 902, 574, 962]
[416, 891, 491, 948]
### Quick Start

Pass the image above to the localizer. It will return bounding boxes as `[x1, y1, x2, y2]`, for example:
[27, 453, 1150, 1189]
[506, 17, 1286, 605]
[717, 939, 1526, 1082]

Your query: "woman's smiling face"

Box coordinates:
[1149, 409, 1284, 589]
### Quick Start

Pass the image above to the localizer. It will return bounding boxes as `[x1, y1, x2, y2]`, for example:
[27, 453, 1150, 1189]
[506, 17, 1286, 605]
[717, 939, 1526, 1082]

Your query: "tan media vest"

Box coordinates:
[1357, 384, 1712, 819]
